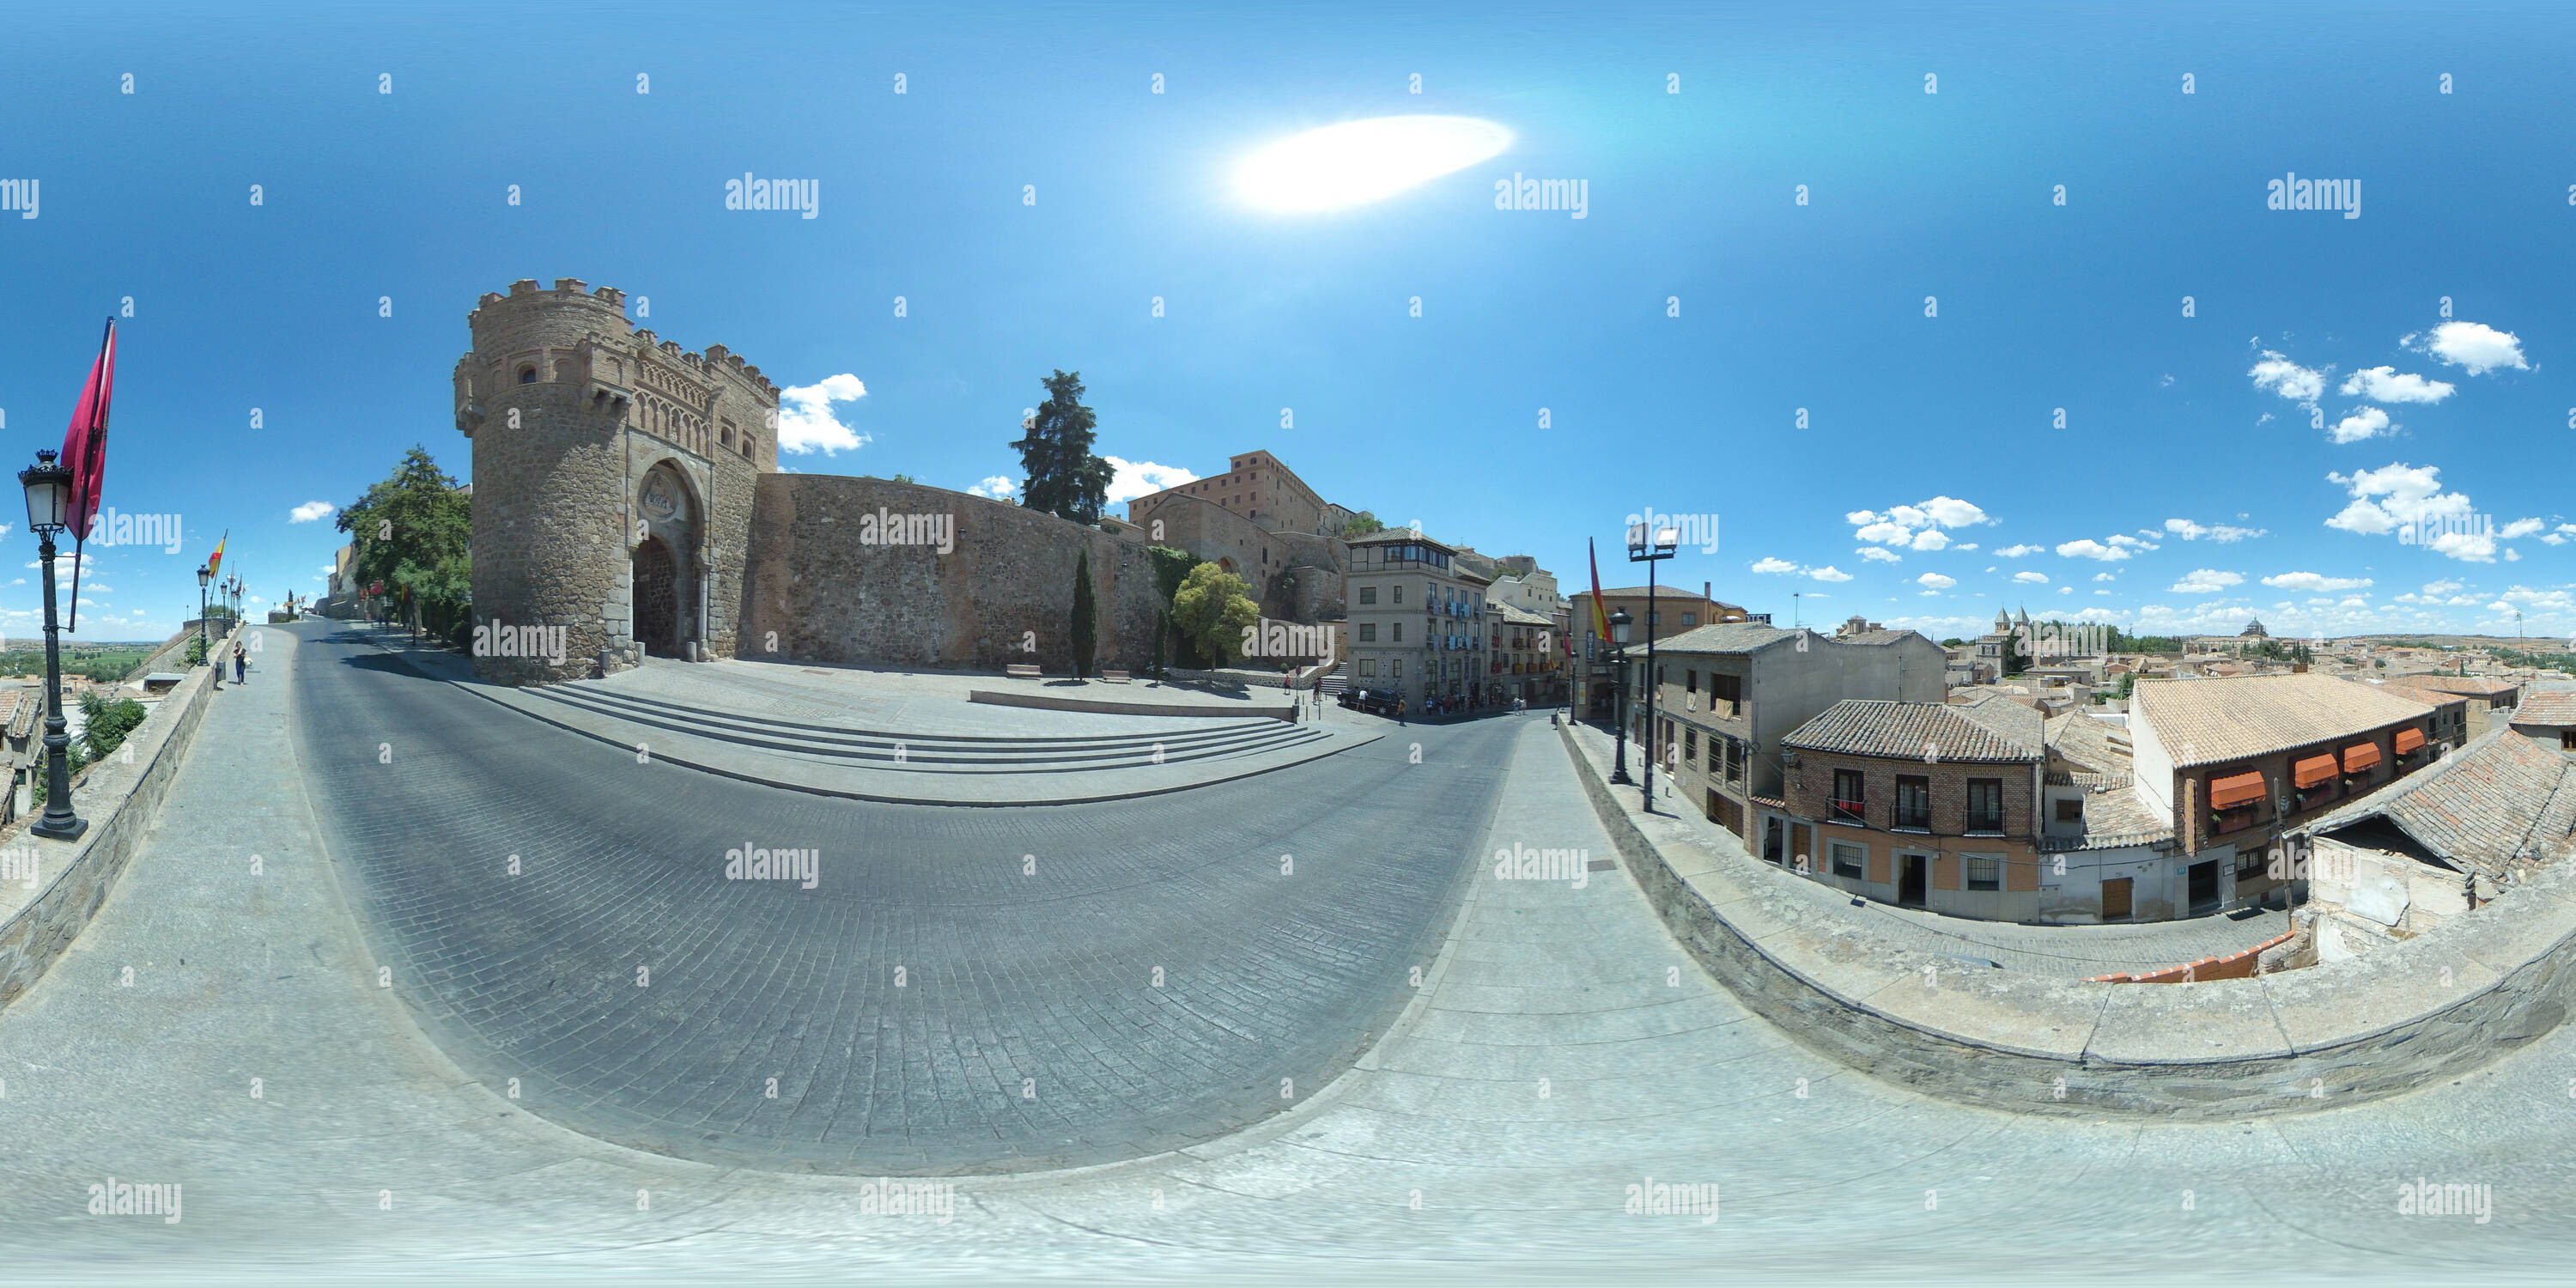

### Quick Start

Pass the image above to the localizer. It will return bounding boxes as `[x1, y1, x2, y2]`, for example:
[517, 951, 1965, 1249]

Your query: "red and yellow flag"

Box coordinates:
[206, 531, 228, 579]
[1587, 538, 1613, 642]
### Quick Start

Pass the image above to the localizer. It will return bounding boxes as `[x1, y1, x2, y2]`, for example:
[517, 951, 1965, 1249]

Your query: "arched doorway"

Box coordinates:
[632, 536, 680, 657]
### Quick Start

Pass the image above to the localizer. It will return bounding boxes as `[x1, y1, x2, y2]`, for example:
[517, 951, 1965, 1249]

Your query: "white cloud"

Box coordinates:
[1859, 547, 1903, 563]
[1849, 496, 1990, 548]
[2499, 517, 2545, 538]
[2421, 580, 2464, 596]
[1996, 544, 2043, 557]
[2013, 571, 2050, 584]
[1916, 573, 1956, 590]
[2057, 586, 2073, 595]
[2409, 320, 2528, 375]
[2329, 406, 2393, 444]
[2164, 518, 2266, 543]
[1953, 542, 1978, 552]
[2324, 462, 2475, 537]
[2429, 530, 2499, 562]
[2093, 572, 2117, 581]
[967, 476, 1018, 500]
[2106, 533, 2159, 551]
[1103, 456, 1200, 505]
[2056, 538, 2129, 562]
[2170, 569, 2244, 594]
[1751, 557, 1802, 575]
[2249, 350, 2326, 404]
[289, 501, 336, 523]
[2261, 572, 2373, 592]
[1808, 566, 1853, 583]
[1918, 497, 1989, 528]
[776, 374, 870, 454]
[2339, 366, 2454, 404]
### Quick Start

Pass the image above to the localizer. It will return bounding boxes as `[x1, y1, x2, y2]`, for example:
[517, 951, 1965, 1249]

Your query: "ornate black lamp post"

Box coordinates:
[196, 564, 211, 658]
[1607, 606, 1634, 786]
[21, 451, 87, 841]
[1627, 519, 1680, 811]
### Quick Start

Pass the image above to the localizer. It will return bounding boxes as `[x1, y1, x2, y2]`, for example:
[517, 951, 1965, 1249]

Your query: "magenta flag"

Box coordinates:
[59, 319, 117, 544]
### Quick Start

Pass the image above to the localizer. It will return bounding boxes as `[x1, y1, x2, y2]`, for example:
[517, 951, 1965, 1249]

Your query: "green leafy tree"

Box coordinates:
[338, 446, 473, 647]
[1338, 511, 1386, 538]
[1069, 547, 1097, 677]
[1010, 370, 1114, 524]
[1170, 562, 1259, 668]
[1145, 544, 1196, 672]
[890, 472, 917, 484]
[77, 690, 147, 762]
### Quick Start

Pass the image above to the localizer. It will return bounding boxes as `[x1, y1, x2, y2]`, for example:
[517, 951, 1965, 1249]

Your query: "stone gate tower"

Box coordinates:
[453, 278, 777, 683]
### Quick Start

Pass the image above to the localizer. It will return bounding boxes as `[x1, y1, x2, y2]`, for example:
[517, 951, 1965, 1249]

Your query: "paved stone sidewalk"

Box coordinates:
[0, 635, 2568, 1280]
[1563, 721, 2289, 978]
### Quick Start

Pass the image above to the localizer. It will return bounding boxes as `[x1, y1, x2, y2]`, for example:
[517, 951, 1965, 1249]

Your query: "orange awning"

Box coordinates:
[2210, 770, 2268, 808]
[2393, 726, 2426, 754]
[2342, 741, 2382, 774]
[2293, 754, 2340, 788]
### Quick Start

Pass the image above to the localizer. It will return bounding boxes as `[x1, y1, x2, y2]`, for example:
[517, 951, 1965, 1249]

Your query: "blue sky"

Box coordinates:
[1, 2, 2570, 645]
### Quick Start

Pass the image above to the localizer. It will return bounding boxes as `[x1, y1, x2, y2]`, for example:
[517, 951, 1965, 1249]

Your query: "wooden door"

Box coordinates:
[2101, 877, 2133, 921]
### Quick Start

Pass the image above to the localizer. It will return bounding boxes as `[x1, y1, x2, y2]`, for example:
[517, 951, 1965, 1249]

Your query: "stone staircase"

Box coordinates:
[518, 682, 1332, 775]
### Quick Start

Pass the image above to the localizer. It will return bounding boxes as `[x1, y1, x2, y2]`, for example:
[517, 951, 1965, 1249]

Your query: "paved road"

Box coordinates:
[287, 620, 1504, 1173]
[1, 623, 2572, 1281]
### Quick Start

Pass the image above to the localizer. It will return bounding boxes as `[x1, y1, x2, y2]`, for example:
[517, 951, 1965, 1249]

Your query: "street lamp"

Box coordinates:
[196, 564, 211, 659]
[1607, 606, 1634, 786]
[21, 451, 86, 841]
[1627, 519, 1680, 811]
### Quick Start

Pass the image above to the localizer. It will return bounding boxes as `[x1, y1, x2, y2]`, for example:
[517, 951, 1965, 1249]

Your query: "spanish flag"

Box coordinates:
[206, 530, 228, 580]
[1587, 538, 1612, 642]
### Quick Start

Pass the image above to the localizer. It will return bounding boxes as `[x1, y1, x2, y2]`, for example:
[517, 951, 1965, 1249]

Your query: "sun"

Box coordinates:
[1233, 116, 1513, 213]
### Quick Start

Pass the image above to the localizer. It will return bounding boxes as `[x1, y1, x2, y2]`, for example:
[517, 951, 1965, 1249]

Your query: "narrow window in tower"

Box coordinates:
[519, 366, 537, 383]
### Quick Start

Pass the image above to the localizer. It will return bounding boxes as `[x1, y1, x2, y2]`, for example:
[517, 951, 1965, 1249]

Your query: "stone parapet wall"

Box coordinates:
[0, 623, 231, 1013]
[1558, 720, 2576, 1118]
[742, 476, 1163, 674]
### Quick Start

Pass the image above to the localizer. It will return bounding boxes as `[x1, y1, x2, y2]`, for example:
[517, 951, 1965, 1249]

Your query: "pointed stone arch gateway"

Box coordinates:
[630, 460, 702, 659]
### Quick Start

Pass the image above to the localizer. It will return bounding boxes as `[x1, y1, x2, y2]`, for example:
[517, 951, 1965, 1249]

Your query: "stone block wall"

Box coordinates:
[741, 476, 1164, 673]
[0, 625, 228, 1014]
[1559, 719, 2576, 1119]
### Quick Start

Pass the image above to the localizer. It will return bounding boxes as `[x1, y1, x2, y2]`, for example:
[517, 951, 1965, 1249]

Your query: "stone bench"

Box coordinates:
[1005, 664, 1042, 679]
[1100, 669, 1131, 683]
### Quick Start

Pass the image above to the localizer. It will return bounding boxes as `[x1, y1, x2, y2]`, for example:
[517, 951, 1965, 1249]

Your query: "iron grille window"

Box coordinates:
[1832, 769, 1866, 823]
[1966, 780, 2005, 833]
[1894, 776, 1931, 830]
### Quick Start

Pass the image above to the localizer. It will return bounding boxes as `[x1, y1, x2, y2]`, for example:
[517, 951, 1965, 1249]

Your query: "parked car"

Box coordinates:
[1340, 689, 1401, 717]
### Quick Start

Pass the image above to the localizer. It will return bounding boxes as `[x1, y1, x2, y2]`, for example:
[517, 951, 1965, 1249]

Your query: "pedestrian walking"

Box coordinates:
[1397, 698, 1406, 726]
[233, 641, 247, 683]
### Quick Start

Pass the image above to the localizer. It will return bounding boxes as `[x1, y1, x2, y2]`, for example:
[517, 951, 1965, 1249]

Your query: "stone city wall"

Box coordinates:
[1559, 720, 2576, 1118]
[742, 476, 1164, 674]
[0, 623, 231, 1014]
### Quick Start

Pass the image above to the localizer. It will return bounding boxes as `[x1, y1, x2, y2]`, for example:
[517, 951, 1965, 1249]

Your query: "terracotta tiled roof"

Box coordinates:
[2512, 690, 2576, 727]
[2302, 727, 2576, 878]
[1653, 622, 1800, 655]
[1838, 629, 1930, 647]
[2377, 677, 2472, 708]
[1785, 696, 2043, 763]
[2044, 711, 2134, 774]
[2401, 675, 2522, 697]
[2134, 672, 2434, 769]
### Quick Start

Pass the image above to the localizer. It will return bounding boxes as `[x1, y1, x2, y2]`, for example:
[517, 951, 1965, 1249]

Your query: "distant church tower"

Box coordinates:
[453, 279, 778, 683]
